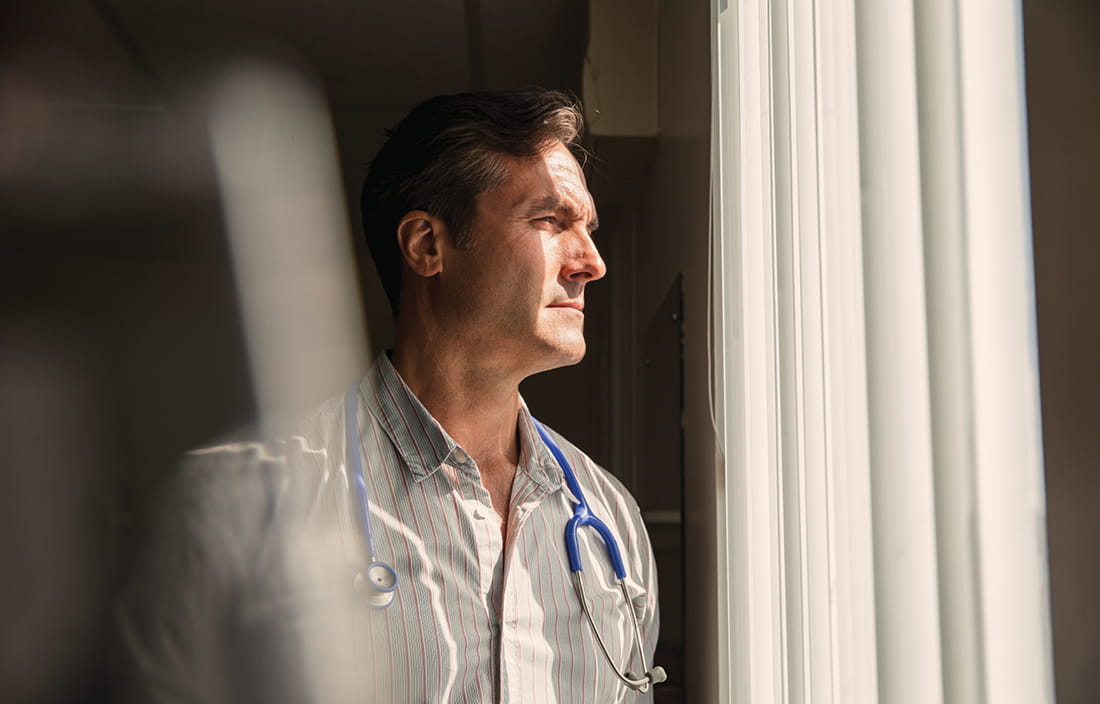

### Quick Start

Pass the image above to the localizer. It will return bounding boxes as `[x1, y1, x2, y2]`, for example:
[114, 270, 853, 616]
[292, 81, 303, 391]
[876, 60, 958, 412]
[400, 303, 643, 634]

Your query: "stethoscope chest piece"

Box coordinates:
[354, 561, 398, 609]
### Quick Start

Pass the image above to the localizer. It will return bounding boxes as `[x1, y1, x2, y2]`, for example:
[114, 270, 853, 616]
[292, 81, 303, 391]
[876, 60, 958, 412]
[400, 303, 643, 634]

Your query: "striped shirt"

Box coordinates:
[118, 354, 659, 703]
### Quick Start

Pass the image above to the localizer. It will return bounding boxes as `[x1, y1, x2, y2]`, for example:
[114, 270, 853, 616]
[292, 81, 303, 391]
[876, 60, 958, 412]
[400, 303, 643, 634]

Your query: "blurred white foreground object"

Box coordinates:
[206, 59, 369, 702]
[208, 60, 367, 430]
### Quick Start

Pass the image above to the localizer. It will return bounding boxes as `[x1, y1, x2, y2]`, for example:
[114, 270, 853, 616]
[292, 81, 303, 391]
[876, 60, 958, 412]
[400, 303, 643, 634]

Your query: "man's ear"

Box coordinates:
[396, 210, 446, 279]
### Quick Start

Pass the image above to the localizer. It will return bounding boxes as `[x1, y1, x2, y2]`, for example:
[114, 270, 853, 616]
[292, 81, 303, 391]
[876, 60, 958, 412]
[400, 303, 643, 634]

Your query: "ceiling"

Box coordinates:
[2, 0, 587, 108]
[0, 0, 590, 248]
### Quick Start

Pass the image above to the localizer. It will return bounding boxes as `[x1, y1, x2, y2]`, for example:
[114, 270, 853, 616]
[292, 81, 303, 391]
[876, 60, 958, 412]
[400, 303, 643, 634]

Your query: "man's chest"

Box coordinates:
[250, 464, 639, 703]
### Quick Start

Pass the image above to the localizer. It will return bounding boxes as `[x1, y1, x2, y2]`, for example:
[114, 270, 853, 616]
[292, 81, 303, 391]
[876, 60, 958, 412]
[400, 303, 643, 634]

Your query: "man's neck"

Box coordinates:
[389, 338, 523, 471]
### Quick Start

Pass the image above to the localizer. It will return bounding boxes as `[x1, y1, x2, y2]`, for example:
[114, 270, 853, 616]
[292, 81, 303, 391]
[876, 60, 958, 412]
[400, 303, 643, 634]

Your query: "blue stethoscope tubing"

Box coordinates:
[531, 419, 628, 581]
[531, 419, 666, 692]
[343, 383, 664, 690]
[345, 385, 399, 608]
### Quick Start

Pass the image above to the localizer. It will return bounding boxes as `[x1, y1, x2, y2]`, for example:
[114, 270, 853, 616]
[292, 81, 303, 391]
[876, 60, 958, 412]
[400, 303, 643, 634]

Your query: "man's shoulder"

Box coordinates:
[152, 388, 356, 568]
[159, 390, 352, 543]
[184, 389, 348, 473]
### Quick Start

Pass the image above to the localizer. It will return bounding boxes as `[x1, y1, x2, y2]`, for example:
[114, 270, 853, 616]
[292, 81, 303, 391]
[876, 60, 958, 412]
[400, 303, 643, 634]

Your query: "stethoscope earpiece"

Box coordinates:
[622, 666, 668, 694]
[648, 666, 668, 684]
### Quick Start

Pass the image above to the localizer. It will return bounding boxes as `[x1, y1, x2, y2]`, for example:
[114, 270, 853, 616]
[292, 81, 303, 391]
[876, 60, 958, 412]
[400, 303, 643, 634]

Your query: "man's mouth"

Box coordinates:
[548, 301, 584, 312]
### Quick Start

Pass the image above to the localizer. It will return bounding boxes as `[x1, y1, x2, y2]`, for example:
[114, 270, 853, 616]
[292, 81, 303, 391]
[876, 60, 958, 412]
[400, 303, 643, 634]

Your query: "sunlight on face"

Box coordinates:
[440, 142, 605, 378]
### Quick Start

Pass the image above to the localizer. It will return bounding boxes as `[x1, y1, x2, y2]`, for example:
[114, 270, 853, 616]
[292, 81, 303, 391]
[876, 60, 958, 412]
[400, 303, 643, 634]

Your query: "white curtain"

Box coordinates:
[710, 1, 1054, 702]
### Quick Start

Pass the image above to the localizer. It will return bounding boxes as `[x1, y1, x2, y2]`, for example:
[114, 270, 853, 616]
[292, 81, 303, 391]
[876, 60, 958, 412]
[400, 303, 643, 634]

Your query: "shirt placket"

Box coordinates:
[446, 447, 507, 698]
[497, 463, 555, 703]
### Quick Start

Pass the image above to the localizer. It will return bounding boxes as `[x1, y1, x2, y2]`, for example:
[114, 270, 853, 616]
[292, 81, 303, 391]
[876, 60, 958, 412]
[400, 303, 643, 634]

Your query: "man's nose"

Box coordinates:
[563, 228, 607, 283]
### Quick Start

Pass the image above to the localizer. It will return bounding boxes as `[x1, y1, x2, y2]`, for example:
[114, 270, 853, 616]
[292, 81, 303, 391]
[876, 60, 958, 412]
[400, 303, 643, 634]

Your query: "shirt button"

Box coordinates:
[473, 507, 486, 520]
[453, 448, 470, 465]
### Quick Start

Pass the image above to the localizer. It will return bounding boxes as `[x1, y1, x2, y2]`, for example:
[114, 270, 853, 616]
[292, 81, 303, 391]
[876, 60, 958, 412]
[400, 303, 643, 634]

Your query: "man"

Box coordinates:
[119, 87, 660, 703]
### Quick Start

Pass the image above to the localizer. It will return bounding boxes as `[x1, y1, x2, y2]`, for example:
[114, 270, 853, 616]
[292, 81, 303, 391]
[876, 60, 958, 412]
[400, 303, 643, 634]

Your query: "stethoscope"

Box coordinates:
[343, 384, 667, 693]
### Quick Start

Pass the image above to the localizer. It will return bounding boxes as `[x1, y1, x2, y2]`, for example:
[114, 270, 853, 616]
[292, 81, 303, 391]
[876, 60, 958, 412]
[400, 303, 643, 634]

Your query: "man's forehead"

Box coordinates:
[508, 153, 596, 215]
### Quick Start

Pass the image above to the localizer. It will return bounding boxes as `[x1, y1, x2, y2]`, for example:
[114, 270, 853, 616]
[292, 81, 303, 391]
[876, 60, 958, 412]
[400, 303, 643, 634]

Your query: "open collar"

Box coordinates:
[362, 353, 563, 492]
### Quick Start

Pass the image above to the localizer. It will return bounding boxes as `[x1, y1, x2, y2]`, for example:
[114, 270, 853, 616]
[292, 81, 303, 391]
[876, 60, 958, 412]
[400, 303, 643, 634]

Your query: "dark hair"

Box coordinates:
[360, 87, 585, 315]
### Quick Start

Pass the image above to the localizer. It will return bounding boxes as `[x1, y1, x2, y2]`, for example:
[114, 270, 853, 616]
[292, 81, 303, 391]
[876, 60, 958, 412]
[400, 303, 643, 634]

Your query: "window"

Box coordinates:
[709, 1, 1054, 701]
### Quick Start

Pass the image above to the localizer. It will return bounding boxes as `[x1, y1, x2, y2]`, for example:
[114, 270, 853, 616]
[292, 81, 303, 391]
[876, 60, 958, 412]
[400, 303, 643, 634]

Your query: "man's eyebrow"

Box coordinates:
[518, 195, 566, 216]
[520, 195, 600, 231]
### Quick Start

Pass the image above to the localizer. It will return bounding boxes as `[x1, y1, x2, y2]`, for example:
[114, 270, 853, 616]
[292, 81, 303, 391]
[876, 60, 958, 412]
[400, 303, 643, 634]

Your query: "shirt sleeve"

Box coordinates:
[116, 461, 236, 703]
[116, 448, 284, 704]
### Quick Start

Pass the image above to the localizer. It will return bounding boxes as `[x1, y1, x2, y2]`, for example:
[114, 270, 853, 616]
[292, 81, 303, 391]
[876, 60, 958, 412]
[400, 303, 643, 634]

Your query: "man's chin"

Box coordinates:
[535, 339, 587, 371]
[559, 346, 586, 367]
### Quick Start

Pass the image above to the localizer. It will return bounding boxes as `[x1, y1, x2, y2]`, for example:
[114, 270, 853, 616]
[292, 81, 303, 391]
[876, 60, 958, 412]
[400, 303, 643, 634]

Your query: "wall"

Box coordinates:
[646, 1, 716, 699]
[1024, 2, 1100, 702]
[576, 0, 712, 700]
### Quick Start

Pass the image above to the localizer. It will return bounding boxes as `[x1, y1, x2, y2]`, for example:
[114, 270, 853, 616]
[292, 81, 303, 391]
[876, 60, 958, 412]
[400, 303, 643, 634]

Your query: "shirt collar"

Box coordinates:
[362, 353, 563, 491]
[516, 400, 565, 492]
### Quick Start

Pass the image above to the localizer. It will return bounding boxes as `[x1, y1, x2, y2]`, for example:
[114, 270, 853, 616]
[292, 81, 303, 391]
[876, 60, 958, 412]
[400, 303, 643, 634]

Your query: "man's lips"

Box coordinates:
[548, 301, 584, 312]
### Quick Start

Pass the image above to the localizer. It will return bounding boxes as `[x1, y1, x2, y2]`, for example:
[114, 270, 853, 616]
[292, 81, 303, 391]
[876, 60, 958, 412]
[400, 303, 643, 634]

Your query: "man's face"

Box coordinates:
[439, 141, 605, 377]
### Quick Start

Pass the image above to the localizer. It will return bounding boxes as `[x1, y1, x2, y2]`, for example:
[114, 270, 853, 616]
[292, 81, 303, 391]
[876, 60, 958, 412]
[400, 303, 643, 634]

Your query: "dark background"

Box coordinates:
[1, 0, 1097, 702]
